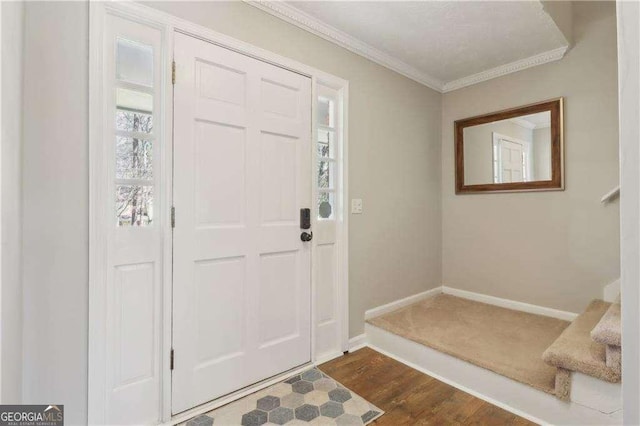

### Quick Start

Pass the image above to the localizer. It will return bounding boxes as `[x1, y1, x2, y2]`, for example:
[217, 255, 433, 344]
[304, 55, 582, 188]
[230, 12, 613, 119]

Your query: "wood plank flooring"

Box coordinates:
[318, 347, 536, 425]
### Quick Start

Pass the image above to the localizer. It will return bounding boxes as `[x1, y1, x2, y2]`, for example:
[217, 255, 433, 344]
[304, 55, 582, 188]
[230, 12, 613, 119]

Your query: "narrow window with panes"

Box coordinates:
[317, 94, 337, 219]
[114, 38, 156, 227]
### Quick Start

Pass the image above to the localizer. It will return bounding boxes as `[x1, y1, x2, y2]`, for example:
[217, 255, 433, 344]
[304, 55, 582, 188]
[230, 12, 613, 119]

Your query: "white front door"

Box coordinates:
[171, 32, 312, 414]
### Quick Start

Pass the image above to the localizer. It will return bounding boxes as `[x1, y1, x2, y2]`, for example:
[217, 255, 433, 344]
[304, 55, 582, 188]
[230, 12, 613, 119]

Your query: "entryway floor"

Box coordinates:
[319, 347, 536, 425]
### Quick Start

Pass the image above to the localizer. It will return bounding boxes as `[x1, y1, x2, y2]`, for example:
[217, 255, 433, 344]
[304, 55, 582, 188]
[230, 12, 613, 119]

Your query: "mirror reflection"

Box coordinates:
[463, 111, 551, 185]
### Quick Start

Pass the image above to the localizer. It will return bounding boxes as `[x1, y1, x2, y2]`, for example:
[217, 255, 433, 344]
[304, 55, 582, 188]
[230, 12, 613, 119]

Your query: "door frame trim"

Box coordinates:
[89, 2, 349, 424]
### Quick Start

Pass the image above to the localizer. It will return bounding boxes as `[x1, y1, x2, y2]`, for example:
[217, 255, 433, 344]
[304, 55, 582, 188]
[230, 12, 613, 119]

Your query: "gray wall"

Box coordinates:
[21, 2, 89, 424]
[442, 1, 620, 313]
[1, 0, 24, 404]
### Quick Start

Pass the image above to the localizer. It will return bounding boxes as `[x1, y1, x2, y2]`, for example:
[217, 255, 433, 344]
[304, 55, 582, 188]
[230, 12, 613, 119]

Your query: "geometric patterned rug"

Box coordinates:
[183, 367, 384, 425]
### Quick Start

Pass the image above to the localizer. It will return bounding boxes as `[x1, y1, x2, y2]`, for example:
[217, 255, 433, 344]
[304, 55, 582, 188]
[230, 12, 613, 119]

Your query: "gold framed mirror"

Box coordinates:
[455, 98, 564, 194]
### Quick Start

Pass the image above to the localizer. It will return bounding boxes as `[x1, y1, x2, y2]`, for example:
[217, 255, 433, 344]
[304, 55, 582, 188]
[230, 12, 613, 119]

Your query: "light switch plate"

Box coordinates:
[351, 199, 363, 214]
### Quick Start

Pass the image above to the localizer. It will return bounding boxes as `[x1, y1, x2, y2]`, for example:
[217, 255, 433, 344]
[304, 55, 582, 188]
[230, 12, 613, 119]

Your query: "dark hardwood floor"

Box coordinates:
[318, 347, 536, 426]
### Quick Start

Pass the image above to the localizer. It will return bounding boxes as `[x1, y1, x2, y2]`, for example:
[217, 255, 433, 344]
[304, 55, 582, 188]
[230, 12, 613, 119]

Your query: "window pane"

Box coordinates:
[318, 160, 334, 189]
[116, 185, 153, 227]
[317, 129, 334, 159]
[116, 109, 153, 133]
[318, 191, 334, 220]
[116, 137, 153, 180]
[116, 88, 153, 114]
[317, 97, 334, 127]
[116, 38, 153, 87]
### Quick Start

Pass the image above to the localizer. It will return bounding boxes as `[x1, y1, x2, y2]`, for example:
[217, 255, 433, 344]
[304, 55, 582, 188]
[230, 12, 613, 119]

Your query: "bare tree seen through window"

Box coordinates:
[116, 108, 154, 226]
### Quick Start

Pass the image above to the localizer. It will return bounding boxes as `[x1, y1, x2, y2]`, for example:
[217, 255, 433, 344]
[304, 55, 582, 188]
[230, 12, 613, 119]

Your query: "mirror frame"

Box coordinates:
[455, 98, 564, 194]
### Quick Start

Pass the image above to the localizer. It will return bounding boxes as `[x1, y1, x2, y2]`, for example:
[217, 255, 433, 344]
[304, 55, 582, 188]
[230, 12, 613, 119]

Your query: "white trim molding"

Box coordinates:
[244, 0, 443, 91]
[442, 286, 578, 322]
[363, 286, 578, 323]
[244, 1, 569, 93]
[617, 3, 640, 424]
[442, 46, 568, 92]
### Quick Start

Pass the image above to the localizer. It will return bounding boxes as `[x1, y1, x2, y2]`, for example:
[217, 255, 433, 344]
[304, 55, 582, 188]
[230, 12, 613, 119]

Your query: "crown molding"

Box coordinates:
[244, 0, 445, 91]
[442, 46, 568, 92]
[245, 1, 569, 94]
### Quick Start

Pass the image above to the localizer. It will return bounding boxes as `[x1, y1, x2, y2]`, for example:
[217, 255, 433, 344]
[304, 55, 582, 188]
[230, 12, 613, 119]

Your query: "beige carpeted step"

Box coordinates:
[543, 300, 620, 384]
[591, 301, 621, 374]
[606, 345, 621, 374]
[591, 302, 621, 346]
[367, 294, 568, 396]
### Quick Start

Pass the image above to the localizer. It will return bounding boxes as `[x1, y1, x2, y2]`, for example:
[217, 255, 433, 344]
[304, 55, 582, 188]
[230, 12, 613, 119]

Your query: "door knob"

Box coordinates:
[300, 232, 313, 242]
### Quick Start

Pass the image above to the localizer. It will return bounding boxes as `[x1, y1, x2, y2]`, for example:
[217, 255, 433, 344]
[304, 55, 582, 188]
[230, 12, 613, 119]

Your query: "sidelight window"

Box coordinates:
[316, 93, 339, 220]
[113, 38, 156, 227]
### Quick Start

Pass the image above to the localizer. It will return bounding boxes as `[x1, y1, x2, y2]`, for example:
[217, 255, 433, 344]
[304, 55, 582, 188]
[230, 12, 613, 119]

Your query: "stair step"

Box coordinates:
[606, 345, 621, 374]
[591, 302, 621, 347]
[542, 300, 620, 383]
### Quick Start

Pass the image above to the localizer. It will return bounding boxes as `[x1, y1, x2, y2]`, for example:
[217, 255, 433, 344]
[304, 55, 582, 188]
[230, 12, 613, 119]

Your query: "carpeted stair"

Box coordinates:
[542, 299, 621, 400]
[591, 300, 621, 374]
[366, 293, 621, 404]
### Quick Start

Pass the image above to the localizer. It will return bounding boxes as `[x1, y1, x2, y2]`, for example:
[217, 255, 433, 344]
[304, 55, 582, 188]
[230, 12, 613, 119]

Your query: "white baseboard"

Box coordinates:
[366, 324, 622, 425]
[348, 334, 367, 352]
[315, 350, 344, 365]
[572, 371, 622, 414]
[442, 286, 578, 322]
[363, 286, 577, 323]
[364, 287, 442, 320]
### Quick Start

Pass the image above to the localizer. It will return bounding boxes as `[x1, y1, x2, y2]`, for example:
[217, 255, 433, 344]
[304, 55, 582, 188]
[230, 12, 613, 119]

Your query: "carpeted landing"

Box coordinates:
[367, 293, 570, 395]
[183, 367, 383, 425]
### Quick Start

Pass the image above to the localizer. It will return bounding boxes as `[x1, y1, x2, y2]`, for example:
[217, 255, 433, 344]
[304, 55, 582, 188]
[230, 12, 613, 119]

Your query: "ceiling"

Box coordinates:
[248, 1, 571, 92]
[511, 111, 552, 130]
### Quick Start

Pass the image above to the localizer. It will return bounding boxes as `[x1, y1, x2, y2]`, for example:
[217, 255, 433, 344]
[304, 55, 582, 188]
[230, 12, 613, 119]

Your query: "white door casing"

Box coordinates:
[493, 132, 531, 183]
[171, 32, 312, 414]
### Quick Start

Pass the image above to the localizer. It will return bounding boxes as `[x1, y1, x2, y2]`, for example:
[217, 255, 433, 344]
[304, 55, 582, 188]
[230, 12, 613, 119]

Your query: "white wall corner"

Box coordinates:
[541, 0, 573, 47]
[348, 334, 367, 352]
[603, 279, 621, 303]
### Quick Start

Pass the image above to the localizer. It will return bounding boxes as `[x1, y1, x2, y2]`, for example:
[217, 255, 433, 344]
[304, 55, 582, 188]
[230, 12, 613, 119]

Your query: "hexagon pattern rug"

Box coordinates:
[182, 367, 384, 425]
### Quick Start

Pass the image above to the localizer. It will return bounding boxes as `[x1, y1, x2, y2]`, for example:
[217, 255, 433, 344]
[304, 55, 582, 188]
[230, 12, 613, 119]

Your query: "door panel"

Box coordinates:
[500, 140, 524, 183]
[172, 32, 311, 414]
